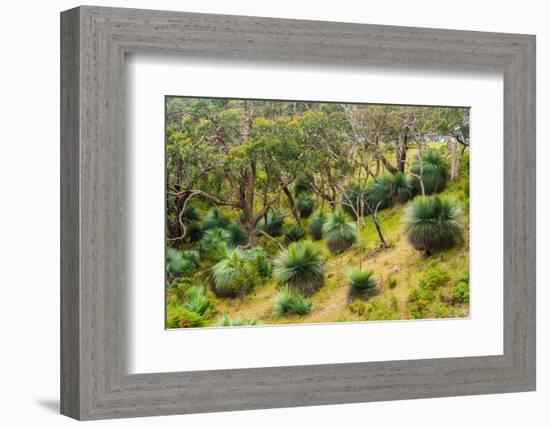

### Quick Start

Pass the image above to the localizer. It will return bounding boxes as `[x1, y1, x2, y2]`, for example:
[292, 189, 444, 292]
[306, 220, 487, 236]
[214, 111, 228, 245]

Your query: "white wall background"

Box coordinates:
[0, 0, 546, 425]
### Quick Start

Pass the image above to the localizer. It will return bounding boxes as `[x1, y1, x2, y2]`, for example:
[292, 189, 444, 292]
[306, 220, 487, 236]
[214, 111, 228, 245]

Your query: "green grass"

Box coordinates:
[348, 269, 378, 298]
[167, 164, 470, 327]
[273, 287, 313, 316]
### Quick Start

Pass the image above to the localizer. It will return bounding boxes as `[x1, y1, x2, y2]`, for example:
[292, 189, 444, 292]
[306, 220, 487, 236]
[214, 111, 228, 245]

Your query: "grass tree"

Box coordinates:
[410, 150, 448, 195]
[273, 287, 312, 316]
[323, 210, 357, 254]
[183, 286, 212, 316]
[273, 240, 325, 296]
[296, 193, 314, 218]
[211, 248, 260, 297]
[257, 210, 284, 237]
[219, 313, 260, 326]
[203, 208, 230, 230]
[348, 269, 378, 298]
[342, 184, 370, 220]
[166, 247, 198, 277]
[284, 223, 306, 243]
[227, 222, 249, 247]
[403, 195, 463, 255]
[308, 210, 328, 240]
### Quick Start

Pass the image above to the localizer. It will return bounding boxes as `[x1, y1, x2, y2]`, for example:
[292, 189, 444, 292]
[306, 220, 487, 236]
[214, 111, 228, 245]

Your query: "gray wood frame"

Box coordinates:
[60, 5, 536, 420]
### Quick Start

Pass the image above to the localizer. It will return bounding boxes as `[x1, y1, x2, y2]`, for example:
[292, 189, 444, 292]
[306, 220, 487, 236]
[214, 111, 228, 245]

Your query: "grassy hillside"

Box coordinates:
[166, 164, 470, 328]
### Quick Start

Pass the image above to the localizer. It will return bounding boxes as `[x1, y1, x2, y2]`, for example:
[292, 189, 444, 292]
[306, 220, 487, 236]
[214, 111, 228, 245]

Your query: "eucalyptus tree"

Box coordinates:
[433, 107, 470, 180]
[166, 98, 294, 246]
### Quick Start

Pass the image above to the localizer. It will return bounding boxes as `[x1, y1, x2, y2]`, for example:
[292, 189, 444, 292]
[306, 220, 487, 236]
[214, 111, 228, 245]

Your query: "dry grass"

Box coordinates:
[208, 201, 469, 326]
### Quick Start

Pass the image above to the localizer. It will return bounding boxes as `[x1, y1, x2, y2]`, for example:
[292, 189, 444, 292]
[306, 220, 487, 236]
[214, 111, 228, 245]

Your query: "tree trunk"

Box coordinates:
[448, 140, 460, 180]
[241, 162, 259, 247]
[371, 208, 387, 249]
[282, 185, 301, 225]
[396, 133, 408, 173]
[244, 218, 258, 247]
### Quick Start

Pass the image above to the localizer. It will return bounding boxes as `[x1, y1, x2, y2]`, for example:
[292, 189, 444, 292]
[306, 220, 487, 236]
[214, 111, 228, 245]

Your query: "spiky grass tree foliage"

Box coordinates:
[322, 210, 357, 254]
[181, 249, 200, 266]
[273, 287, 312, 316]
[366, 172, 414, 211]
[166, 247, 195, 277]
[273, 241, 325, 296]
[198, 228, 232, 262]
[211, 248, 259, 297]
[181, 203, 201, 223]
[393, 172, 414, 204]
[403, 196, 463, 255]
[296, 193, 314, 218]
[309, 210, 328, 240]
[342, 184, 370, 219]
[186, 221, 204, 242]
[184, 286, 212, 316]
[166, 283, 215, 328]
[219, 313, 260, 326]
[410, 150, 448, 195]
[348, 269, 378, 298]
[284, 223, 306, 243]
[227, 222, 248, 247]
[203, 208, 230, 230]
[293, 175, 312, 196]
[166, 303, 208, 328]
[200, 227, 231, 250]
[243, 247, 272, 278]
[367, 175, 393, 211]
[257, 210, 284, 237]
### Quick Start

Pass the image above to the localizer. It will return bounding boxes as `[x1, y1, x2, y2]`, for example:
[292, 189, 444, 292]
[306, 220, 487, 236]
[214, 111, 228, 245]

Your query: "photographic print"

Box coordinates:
[165, 97, 470, 328]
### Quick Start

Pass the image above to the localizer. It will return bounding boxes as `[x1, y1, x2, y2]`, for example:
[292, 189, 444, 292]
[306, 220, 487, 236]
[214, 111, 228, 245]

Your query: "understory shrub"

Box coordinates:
[257, 210, 284, 237]
[293, 175, 312, 196]
[199, 228, 239, 261]
[167, 277, 203, 303]
[219, 313, 260, 326]
[348, 269, 378, 298]
[418, 268, 451, 291]
[166, 304, 208, 328]
[308, 210, 328, 240]
[296, 193, 314, 218]
[348, 299, 367, 316]
[227, 222, 248, 247]
[273, 241, 325, 296]
[349, 295, 400, 320]
[186, 221, 204, 242]
[273, 287, 312, 316]
[211, 248, 260, 297]
[367, 172, 412, 211]
[166, 247, 198, 277]
[181, 203, 201, 223]
[284, 223, 306, 242]
[403, 196, 463, 254]
[166, 285, 216, 328]
[323, 210, 356, 253]
[410, 150, 448, 195]
[387, 277, 398, 289]
[243, 247, 272, 278]
[203, 208, 230, 230]
[183, 286, 212, 316]
[363, 295, 401, 321]
[406, 268, 451, 319]
[450, 276, 470, 304]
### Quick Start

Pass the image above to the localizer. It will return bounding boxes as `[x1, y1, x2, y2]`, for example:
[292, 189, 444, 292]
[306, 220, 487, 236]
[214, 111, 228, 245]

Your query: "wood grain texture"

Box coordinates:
[60, 7, 80, 419]
[60, 5, 536, 420]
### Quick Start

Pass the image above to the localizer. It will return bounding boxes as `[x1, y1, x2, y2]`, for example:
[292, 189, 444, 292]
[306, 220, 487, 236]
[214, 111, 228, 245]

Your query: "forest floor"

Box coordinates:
[208, 176, 470, 327]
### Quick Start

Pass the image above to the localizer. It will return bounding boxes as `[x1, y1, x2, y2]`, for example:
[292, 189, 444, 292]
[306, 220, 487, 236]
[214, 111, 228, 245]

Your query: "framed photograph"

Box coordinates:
[61, 6, 536, 420]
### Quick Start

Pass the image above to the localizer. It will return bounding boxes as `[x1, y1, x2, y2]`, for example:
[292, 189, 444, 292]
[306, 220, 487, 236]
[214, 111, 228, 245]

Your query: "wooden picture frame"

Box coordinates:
[60, 5, 536, 420]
